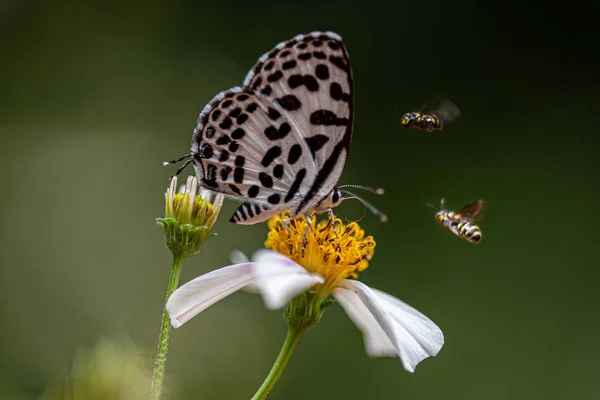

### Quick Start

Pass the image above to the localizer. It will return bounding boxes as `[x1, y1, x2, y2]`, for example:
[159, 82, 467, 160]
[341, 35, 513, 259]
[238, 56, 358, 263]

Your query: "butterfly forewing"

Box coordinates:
[191, 31, 354, 223]
[243, 31, 354, 215]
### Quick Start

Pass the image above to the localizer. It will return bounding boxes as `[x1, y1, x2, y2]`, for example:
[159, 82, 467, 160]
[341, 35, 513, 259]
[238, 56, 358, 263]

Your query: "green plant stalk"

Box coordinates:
[250, 328, 304, 400]
[149, 254, 185, 400]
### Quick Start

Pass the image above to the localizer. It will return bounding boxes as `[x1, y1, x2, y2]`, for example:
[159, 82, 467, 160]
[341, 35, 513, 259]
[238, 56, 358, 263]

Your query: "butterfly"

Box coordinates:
[169, 31, 385, 225]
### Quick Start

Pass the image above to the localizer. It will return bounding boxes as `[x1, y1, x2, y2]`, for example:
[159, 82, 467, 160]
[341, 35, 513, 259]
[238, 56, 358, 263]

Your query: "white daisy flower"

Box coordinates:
[167, 214, 443, 373]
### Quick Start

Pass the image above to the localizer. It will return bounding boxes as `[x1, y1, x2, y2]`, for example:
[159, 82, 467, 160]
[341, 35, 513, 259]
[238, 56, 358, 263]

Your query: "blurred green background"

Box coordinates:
[2, 1, 599, 399]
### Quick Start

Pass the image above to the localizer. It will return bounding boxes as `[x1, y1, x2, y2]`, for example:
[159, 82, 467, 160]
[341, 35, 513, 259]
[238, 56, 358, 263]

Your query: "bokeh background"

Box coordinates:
[2, 1, 599, 399]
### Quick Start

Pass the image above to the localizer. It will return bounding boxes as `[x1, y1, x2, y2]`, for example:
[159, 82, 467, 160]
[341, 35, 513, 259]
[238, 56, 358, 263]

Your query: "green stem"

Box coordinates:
[149, 254, 185, 400]
[251, 328, 303, 400]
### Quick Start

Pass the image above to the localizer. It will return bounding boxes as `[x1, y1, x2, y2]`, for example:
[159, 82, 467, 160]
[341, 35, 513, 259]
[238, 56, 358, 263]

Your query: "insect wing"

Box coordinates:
[191, 31, 353, 223]
[422, 97, 461, 126]
[459, 199, 484, 222]
[243, 31, 353, 215]
[191, 87, 318, 222]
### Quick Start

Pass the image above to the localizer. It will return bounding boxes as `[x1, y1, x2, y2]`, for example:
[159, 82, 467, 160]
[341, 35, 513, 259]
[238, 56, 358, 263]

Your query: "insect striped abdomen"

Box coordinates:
[457, 221, 482, 243]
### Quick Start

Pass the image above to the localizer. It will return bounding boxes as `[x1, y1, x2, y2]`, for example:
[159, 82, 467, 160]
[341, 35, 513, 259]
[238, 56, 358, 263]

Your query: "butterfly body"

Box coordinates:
[190, 31, 355, 224]
[432, 198, 483, 243]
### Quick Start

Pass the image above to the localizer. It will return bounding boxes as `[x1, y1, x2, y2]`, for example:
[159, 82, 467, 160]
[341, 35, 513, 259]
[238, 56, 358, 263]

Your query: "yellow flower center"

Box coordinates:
[174, 193, 213, 220]
[168, 192, 221, 229]
[265, 213, 375, 296]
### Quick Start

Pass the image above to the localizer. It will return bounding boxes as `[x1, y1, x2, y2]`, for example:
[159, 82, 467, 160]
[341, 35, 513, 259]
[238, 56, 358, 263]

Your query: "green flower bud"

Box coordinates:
[157, 176, 223, 258]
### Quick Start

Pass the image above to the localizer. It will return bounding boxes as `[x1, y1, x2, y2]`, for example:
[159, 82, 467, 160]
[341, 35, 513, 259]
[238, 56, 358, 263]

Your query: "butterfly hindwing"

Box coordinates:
[192, 87, 321, 223]
[191, 31, 354, 223]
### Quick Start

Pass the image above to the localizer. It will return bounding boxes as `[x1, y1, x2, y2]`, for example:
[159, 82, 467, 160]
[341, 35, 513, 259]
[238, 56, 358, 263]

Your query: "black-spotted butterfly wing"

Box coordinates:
[191, 31, 353, 224]
[191, 87, 317, 223]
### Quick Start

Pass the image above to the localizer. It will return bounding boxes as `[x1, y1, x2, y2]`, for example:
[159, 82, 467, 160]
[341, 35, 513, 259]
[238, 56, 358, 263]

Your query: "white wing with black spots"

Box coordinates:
[243, 31, 353, 214]
[192, 87, 320, 223]
[191, 31, 354, 224]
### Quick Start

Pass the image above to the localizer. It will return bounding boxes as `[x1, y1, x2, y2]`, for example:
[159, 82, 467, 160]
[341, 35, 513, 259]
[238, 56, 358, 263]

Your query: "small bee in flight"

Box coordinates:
[401, 97, 461, 132]
[428, 198, 484, 243]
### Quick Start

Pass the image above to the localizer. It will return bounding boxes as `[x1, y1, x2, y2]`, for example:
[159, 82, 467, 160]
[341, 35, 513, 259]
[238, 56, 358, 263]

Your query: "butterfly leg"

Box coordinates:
[281, 214, 312, 254]
[281, 216, 293, 235]
[299, 214, 316, 257]
[282, 213, 314, 236]
[326, 208, 338, 237]
[302, 214, 314, 243]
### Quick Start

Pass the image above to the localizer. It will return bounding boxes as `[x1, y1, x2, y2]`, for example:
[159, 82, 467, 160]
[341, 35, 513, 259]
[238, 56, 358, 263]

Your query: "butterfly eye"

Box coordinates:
[330, 188, 342, 205]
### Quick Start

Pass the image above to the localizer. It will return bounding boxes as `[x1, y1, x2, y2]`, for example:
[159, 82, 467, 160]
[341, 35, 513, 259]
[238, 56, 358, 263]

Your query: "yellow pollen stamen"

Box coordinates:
[171, 193, 220, 227]
[265, 213, 375, 296]
[174, 193, 212, 217]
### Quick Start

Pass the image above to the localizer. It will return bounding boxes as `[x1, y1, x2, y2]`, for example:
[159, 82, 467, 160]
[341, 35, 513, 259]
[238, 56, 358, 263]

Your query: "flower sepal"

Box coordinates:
[319, 295, 336, 310]
[156, 218, 214, 258]
[284, 290, 334, 332]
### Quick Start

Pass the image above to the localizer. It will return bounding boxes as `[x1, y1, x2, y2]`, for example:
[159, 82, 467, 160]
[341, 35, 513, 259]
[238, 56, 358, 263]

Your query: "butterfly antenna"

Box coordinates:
[163, 153, 193, 178]
[163, 153, 191, 166]
[426, 203, 439, 211]
[338, 184, 385, 195]
[340, 190, 388, 223]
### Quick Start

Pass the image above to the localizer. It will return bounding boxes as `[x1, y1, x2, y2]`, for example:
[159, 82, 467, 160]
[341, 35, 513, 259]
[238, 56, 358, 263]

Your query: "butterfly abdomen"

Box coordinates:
[229, 202, 272, 224]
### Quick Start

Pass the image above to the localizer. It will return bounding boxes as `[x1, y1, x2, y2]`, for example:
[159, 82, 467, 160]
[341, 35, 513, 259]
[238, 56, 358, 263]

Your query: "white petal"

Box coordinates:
[198, 186, 213, 202]
[336, 280, 444, 373]
[253, 249, 324, 309]
[212, 192, 225, 209]
[333, 287, 396, 357]
[371, 287, 444, 361]
[229, 249, 249, 264]
[166, 263, 255, 328]
[243, 281, 261, 294]
[230, 250, 261, 294]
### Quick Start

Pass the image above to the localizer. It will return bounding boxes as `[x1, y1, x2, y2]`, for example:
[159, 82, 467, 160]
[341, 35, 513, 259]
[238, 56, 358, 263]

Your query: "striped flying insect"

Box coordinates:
[401, 97, 461, 132]
[427, 198, 484, 243]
